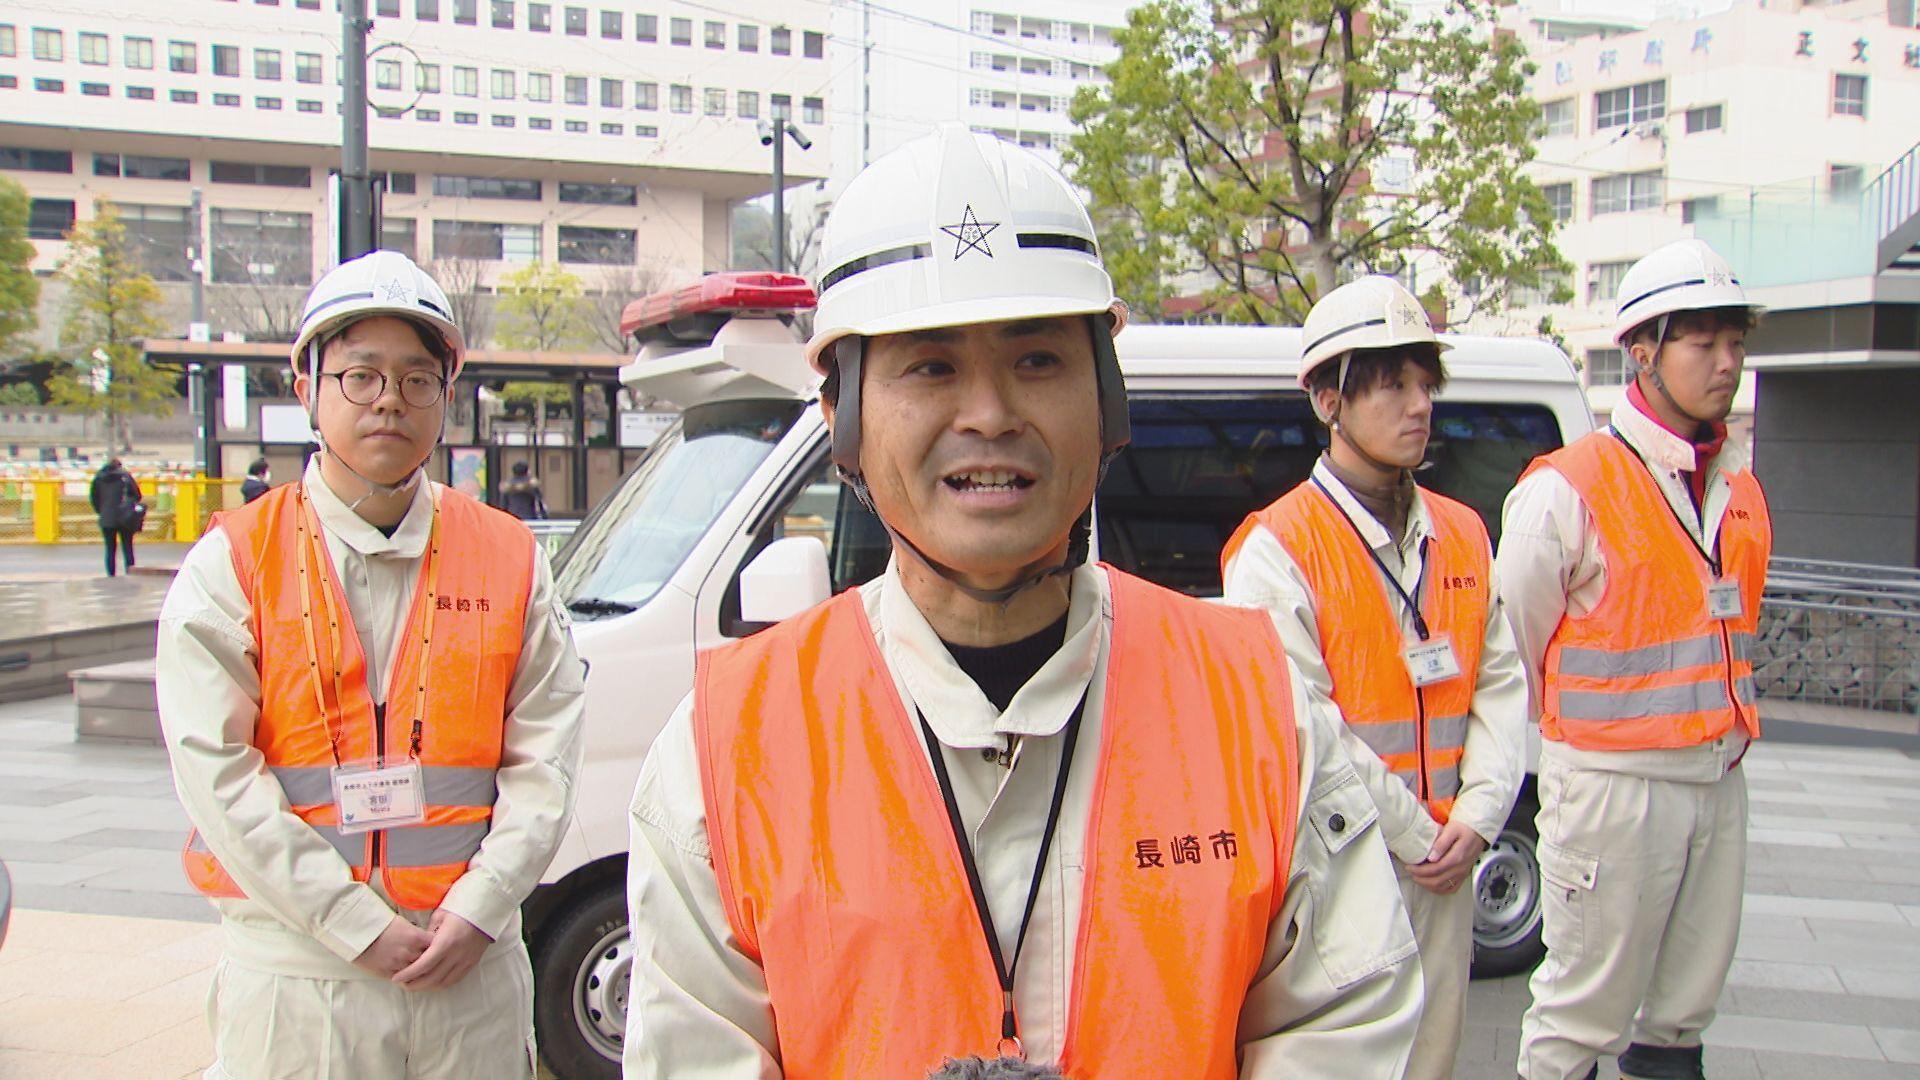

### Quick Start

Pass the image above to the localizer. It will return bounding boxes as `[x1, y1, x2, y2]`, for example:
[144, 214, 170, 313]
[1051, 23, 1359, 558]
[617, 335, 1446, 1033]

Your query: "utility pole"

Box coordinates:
[339, 0, 376, 262]
[187, 188, 205, 331]
[759, 118, 813, 273]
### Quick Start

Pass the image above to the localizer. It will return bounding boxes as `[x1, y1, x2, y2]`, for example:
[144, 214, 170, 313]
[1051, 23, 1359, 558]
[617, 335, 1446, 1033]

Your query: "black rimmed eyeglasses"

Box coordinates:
[322, 366, 447, 408]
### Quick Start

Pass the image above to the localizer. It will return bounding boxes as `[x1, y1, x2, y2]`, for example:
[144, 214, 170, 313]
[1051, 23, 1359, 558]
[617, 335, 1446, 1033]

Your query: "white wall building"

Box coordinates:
[1481, 0, 1920, 424]
[0, 0, 831, 346]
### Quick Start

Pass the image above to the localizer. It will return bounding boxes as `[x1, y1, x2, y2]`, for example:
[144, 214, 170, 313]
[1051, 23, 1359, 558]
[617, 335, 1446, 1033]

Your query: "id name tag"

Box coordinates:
[1706, 580, 1743, 621]
[332, 761, 426, 836]
[1404, 637, 1463, 687]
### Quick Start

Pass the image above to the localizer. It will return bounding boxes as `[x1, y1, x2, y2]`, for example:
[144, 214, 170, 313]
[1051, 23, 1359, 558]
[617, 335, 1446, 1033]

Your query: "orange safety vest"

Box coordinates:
[181, 481, 534, 911]
[1526, 431, 1771, 751]
[695, 566, 1302, 1079]
[1223, 480, 1489, 823]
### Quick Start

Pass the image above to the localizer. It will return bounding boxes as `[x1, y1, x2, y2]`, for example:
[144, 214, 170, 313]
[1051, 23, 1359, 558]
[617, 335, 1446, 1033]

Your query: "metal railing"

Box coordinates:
[0, 477, 245, 545]
[1864, 141, 1920, 248]
[1755, 556, 1920, 714]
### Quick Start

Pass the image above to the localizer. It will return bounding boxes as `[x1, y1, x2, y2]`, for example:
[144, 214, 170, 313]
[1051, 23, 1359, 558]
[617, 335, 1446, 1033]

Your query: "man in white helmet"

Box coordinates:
[157, 250, 587, 1078]
[625, 126, 1421, 1078]
[1500, 238, 1771, 1080]
[1221, 276, 1528, 1080]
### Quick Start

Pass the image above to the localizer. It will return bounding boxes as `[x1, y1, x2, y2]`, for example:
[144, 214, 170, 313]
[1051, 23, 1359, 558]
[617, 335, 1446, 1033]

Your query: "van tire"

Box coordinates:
[533, 882, 629, 1079]
[1470, 786, 1547, 979]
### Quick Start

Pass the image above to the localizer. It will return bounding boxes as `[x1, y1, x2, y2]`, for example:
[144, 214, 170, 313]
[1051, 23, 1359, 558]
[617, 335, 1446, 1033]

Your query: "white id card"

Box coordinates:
[1404, 637, 1463, 687]
[332, 761, 426, 835]
[1706, 580, 1744, 621]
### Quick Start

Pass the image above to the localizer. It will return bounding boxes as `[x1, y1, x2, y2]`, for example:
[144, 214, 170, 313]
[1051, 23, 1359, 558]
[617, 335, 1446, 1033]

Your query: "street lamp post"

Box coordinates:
[757, 118, 813, 273]
[340, 0, 377, 262]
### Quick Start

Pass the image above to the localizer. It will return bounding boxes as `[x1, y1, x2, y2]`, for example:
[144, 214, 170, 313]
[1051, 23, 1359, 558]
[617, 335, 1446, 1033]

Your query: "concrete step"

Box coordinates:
[71, 658, 161, 744]
[0, 622, 158, 706]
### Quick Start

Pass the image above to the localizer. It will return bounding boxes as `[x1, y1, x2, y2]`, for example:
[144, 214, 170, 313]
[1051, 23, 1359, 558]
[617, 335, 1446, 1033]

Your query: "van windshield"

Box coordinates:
[555, 398, 804, 615]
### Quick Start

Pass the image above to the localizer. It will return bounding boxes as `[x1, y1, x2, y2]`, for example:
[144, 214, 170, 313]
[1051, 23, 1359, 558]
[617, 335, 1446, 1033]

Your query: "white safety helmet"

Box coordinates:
[1297, 275, 1449, 393]
[809, 124, 1129, 470]
[290, 250, 467, 381]
[1612, 239, 1762, 346]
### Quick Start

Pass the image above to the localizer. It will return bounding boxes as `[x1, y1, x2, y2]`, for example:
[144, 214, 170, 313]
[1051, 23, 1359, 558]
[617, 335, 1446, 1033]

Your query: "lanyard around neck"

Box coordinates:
[1311, 476, 1433, 641]
[917, 687, 1088, 1059]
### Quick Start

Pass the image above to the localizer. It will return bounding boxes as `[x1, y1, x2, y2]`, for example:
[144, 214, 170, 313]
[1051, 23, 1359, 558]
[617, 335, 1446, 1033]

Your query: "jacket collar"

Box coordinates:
[302, 457, 435, 559]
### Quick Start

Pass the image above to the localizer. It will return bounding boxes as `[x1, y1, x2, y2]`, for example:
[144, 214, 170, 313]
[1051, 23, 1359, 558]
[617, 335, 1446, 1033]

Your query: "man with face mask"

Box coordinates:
[156, 251, 587, 1079]
[1221, 276, 1528, 1080]
[1501, 239, 1771, 1080]
[623, 126, 1422, 1078]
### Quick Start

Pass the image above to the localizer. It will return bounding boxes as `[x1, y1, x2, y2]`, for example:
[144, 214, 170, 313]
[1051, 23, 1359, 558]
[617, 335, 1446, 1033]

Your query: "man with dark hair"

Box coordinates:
[240, 458, 272, 504]
[90, 457, 143, 576]
[499, 461, 547, 520]
[1503, 239, 1771, 1080]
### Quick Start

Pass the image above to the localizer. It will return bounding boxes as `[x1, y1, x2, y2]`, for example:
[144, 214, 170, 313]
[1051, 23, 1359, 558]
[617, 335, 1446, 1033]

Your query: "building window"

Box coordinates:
[210, 160, 313, 187]
[376, 59, 402, 90]
[1586, 260, 1633, 304]
[529, 3, 551, 30]
[0, 26, 13, 57]
[1543, 181, 1573, 223]
[169, 41, 197, 74]
[1584, 347, 1629, 387]
[493, 114, 516, 127]
[295, 0, 319, 7]
[94, 153, 192, 181]
[378, 0, 401, 16]
[670, 17, 691, 45]
[635, 124, 657, 137]
[33, 78, 64, 94]
[492, 0, 515, 28]
[1590, 170, 1662, 216]
[32, 28, 62, 62]
[633, 81, 656, 110]
[213, 92, 241, 106]
[256, 95, 282, 109]
[0, 75, 15, 89]
[803, 30, 823, 58]
[737, 90, 758, 118]
[1833, 74, 1867, 117]
[559, 225, 636, 264]
[565, 6, 587, 34]
[433, 174, 542, 200]
[376, 218, 417, 262]
[669, 83, 691, 113]
[453, 0, 477, 24]
[697, 87, 722, 116]
[600, 121, 621, 134]
[565, 119, 586, 132]
[81, 81, 109, 96]
[27, 198, 75, 240]
[455, 111, 478, 124]
[296, 52, 322, 84]
[411, 105, 435, 119]
[0, 149, 73, 175]
[635, 13, 657, 41]
[1593, 78, 1664, 129]
[126, 37, 154, 69]
[1513, 270, 1568, 308]
[1540, 98, 1574, 138]
[559, 181, 637, 205]
[770, 26, 790, 54]
[213, 44, 241, 78]
[602, 10, 621, 37]
[770, 92, 789, 119]
[1679, 196, 1718, 224]
[127, 85, 155, 100]
[79, 32, 108, 65]
[171, 89, 199, 103]
[432, 219, 540, 262]
[256, 48, 282, 80]
[115, 203, 192, 280]
[453, 66, 478, 96]
[417, 64, 441, 93]
[211, 208, 314, 286]
[600, 78, 622, 107]
[527, 73, 551, 101]
[705, 20, 725, 48]
[492, 69, 515, 99]
[564, 75, 586, 104]
[418, 0, 441, 20]
[1683, 104, 1722, 134]
[1830, 164, 1864, 196]
[380, 171, 418, 194]
[802, 95, 822, 124]
[529, 116, 551, 129]
[738, 24, 758, 51]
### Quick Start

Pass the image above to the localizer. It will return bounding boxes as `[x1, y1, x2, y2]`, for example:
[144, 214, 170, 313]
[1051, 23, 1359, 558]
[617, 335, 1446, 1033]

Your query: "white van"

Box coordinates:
[521, 275, 1595, 1077]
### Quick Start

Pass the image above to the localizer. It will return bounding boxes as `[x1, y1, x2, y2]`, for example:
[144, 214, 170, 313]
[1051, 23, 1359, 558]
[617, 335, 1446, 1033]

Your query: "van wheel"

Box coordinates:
[533, 882, 628, 1079]
[1470, 788, 1546, 979]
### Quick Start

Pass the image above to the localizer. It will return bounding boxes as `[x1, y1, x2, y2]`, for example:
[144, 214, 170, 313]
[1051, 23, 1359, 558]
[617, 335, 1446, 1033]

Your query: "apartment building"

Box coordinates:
[0, 0, 831, 346]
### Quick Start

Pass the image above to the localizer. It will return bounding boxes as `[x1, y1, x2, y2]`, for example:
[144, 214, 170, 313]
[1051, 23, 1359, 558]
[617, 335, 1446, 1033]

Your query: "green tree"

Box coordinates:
[0, 177, 39, 363]
[1066, 0, 1570, 324]
[494, 262, 585, 443]
[48, 201, 176, 453]
[0, 381, 42, 406]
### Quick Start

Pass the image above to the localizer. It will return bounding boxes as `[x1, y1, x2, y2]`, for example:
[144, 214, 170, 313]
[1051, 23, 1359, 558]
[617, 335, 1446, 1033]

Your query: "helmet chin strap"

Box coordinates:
[306, 338, 434, 513]
[1641, 313, 1712, 432]
[1319, 350, 1416, 479]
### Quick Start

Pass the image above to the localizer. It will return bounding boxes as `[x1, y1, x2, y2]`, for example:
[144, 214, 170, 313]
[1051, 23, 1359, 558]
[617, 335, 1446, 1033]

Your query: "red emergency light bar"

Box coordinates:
[619, 272, 817, 340]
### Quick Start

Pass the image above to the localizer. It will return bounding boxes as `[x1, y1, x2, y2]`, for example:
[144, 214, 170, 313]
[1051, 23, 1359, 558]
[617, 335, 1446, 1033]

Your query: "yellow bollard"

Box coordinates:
[33, 479, 59, 543]
[174, 480, 199, 542]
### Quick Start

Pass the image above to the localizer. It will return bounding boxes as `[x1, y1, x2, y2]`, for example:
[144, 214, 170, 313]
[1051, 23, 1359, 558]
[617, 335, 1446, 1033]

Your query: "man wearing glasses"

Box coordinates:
[157, 251, 586, 1079]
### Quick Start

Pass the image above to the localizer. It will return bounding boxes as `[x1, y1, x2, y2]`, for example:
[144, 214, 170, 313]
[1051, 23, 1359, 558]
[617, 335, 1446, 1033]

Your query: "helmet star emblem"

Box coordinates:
[380, 280, 414, 303]
[939, 205, 1001, 260]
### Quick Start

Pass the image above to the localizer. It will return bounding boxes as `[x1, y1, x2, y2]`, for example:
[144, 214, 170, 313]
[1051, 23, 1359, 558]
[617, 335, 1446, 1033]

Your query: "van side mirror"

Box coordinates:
[739, 536, 831, 625]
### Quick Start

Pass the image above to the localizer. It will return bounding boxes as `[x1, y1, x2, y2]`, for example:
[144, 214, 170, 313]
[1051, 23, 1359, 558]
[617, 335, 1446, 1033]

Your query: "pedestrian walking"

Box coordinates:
[624, 126, 1422, 1079]
[156, 250, 588, 1080]
[1502, 238, 1770, 1080]
[89, 457, 142, 576]
[498, 461, 546, 520]
[1222, 276, 1528, 1080]
[239, 457, 272, 503]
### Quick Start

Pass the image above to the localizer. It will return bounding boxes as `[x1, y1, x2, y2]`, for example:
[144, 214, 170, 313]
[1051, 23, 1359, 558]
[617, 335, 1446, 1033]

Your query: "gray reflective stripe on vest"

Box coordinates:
[270, 765, 498, 809]
[1428, 713, 1470, 754]
[188, 824, 367, 867]
[1428, 764, 1461, 800]
[1557, 634, 1723, 679]
[1353, 720, 1418, 759]
[1733, 675, 1757, 705]
[385, 822, 489, 868]
[1730, 632, 1755, 662]
[1558, 677, 1731, 723]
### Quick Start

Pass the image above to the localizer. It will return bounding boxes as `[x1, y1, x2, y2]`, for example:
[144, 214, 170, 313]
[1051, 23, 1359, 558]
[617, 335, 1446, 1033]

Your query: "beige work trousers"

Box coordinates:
[203, 937, 537, 1080]
[1397, 862, 1476, 1080]
[1517, 755, 1749, 1080]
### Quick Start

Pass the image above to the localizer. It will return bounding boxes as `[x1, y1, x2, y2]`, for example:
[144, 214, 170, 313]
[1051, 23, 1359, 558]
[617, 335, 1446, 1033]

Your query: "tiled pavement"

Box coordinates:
[3, 691, 1919, 1078]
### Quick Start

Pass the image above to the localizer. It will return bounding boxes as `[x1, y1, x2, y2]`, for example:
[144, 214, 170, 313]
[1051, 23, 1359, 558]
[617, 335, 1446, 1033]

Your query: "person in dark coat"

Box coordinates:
[89, 458, 143, 577]
[240, 458, 272, 504]
[498, 461, 546, 520]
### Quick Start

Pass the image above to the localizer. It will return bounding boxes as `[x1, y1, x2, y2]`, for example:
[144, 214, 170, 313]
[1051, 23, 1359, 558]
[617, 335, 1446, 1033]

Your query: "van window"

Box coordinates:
[556, 398, 802, 615]
[721, 455, 890, 635]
